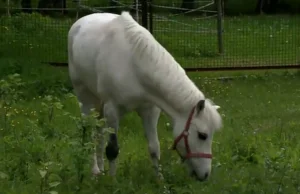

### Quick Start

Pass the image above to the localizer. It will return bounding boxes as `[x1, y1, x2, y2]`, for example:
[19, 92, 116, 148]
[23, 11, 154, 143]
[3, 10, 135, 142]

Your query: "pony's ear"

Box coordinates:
[213, 105, 221, 110]
[196, 99, 205, 114]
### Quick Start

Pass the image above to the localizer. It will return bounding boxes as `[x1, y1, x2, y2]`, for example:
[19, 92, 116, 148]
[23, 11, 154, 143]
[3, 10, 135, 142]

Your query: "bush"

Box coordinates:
[224, 0, 257, 15]
[223, 0, 300, 15]
[283, 0, 300, 12]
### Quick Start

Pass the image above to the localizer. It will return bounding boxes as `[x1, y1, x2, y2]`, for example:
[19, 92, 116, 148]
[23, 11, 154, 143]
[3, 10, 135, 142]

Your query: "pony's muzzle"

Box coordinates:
[190, 170, 209, 182]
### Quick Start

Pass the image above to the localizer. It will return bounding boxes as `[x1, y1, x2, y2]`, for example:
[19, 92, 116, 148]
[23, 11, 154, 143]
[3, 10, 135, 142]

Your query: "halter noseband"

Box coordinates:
[171, 106, 212, 161]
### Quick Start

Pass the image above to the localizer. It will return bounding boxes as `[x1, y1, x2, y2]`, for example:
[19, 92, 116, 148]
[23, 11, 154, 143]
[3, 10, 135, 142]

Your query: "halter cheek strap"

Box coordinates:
[171, 106, 212, 161]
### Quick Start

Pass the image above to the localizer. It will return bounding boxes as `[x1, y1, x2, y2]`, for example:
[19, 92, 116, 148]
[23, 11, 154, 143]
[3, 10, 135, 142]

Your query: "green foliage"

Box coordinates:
[1, 0, 300, 16]
[0, 9, 300, 194]
[2, 13, 299, 69]
[223, 0, 300, 15]
[0, 13, 72, 62]
[0, 58, 72, 98]
[0, 68, 109, 193]
[0, 58, 300, 193]
[224, 0, 257, 15]
[284, 0, 300, 12]
[0, 73, 25, 105]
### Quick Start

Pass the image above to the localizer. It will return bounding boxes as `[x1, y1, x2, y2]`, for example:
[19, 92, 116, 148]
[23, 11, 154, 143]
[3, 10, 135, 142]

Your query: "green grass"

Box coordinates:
[0, 13, 299, 68]
[1, 59, 300, 194]
[154, 14, 300, 67]
[0, 11, 300, 193]
[1, 0, 300, 14]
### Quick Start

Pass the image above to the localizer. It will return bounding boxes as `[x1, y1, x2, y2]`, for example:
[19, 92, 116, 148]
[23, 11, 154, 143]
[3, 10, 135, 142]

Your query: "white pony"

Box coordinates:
[68, 11, 222, 181]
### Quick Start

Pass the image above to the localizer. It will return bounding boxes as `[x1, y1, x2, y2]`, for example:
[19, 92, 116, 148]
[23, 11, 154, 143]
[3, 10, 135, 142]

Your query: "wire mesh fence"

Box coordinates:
[149, 0, 300, 69]
[0, 0, 299, 70]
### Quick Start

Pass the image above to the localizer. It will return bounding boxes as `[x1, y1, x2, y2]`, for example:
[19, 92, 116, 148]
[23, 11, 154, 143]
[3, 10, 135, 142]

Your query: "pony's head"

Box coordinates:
[172, 99, 222, 181]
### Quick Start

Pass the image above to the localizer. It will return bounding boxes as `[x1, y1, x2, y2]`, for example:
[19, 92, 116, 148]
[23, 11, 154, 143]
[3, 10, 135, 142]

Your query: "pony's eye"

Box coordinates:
[198, 132, 207, 140]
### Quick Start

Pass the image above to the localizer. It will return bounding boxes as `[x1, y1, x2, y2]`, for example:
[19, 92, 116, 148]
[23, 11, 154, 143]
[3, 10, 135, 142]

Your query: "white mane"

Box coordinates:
[117, 12, 205, 113]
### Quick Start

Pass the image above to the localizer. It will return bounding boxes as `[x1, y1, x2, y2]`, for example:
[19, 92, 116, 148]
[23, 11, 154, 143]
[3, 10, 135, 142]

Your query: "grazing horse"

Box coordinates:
[68, 11, 222, 181]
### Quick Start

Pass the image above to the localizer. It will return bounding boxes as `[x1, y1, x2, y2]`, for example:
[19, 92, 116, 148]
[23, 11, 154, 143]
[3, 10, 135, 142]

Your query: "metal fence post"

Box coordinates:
[141, 0, 148, 30]
[6, 0, 10, 16]
[72, 0, 81, 20]
[148, 0, 153, 34]
[216, 0, 224, 54]
[135, 0, 139, 22]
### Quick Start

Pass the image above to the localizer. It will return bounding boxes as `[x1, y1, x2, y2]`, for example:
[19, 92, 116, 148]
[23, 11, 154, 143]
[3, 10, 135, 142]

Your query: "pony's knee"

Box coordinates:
[103, 102, 121, 129]
[105, 133, 120, 161]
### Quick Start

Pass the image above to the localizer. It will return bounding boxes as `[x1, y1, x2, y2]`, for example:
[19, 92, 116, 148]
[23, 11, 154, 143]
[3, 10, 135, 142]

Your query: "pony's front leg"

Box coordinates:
[93, 125, 105, 175]
[76, 98, 104, 176]
[137, 105, 163, 179]
[104, 102, 122, 176]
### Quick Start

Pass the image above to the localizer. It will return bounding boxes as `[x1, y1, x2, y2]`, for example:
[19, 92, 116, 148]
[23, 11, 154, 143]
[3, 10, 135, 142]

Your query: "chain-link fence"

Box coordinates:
[0, 0, 299, 70]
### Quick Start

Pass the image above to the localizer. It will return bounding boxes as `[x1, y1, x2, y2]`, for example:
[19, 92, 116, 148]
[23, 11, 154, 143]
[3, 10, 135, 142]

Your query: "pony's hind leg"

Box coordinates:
[137, 104, 162, 179]
[73, 84, 105, 176]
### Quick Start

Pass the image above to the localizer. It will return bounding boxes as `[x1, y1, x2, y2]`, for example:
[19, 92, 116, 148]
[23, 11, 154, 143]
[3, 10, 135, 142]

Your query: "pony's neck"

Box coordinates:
[151, 74, 203, 134]
[164, 75, 203, 117]
[119, 11, 204, 127]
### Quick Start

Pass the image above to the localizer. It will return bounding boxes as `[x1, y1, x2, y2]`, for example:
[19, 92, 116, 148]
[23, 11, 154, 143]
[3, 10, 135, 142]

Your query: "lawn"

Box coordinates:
[154, 13, 300, 68]
[0, 12, 299, 68]
[0, 59, 300, 194]
[0, 11, 300, 194]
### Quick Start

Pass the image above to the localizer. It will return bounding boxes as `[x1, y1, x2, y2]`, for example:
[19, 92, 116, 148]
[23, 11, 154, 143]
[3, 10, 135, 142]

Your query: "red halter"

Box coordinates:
[171, 106, 212, 161]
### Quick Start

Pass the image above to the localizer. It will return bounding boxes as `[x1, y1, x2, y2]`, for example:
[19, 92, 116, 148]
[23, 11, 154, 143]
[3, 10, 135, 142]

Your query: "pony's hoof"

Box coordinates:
[91, 170, 105, 181]
[157, 172, 164, 181]
[92, 167, 104, 177]
[155, 173, 164, 185]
